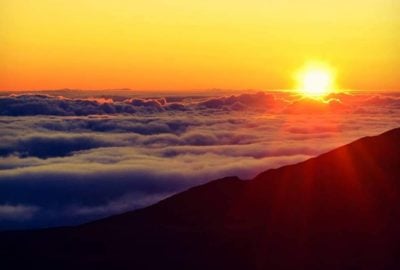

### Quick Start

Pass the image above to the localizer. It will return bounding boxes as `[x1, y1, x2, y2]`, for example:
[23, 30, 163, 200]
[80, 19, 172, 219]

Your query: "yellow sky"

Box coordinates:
[1, 0, 399, 91]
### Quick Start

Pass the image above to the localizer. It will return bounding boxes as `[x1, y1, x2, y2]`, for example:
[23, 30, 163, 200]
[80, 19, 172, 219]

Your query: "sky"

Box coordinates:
[1, 0, 399, 91]
[1, 90, 400, 230]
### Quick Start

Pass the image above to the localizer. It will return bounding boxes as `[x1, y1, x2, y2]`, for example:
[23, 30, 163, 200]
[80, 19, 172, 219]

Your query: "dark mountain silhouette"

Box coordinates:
[2, 127, 400, 270]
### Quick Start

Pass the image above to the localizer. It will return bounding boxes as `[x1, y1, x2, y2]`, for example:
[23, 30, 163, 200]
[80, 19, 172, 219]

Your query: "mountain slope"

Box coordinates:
[1, 128, 400, 270]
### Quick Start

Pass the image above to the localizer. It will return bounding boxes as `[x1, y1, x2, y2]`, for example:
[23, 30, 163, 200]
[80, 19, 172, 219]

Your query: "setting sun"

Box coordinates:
[296, 63, 336, 98]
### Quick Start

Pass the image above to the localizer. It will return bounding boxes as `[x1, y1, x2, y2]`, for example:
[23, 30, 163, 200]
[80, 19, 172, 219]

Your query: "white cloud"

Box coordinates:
[0, 204, 39, 221]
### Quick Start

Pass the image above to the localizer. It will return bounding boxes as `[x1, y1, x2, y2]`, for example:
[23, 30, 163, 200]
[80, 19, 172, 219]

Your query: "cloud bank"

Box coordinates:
[0, 90, 399, 230]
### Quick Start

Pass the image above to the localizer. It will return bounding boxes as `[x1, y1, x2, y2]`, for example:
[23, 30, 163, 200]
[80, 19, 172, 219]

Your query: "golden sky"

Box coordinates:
[1, 0, 399, 91]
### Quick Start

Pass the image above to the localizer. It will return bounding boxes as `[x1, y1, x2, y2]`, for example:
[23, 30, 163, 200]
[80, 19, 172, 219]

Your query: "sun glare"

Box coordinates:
[295, 62, 336, 98]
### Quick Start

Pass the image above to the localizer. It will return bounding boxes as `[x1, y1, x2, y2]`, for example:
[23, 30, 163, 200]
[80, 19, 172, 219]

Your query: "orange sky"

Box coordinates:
[1, 0, 399, 91]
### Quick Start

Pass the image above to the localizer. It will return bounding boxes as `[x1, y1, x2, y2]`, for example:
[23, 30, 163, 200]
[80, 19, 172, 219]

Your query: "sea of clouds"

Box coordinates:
[0, 90, 400, 230]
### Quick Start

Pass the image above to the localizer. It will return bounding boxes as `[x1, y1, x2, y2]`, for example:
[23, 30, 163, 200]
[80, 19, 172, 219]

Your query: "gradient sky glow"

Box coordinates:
[1, 0, 399, 91]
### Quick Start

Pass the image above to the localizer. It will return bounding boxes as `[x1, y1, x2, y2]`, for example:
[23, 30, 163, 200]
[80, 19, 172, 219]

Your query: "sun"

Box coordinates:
[295, 62, 336, 98]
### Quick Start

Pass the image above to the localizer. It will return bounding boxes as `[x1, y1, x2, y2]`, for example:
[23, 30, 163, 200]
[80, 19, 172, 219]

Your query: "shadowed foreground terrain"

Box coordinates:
[1, 127, 400, 270]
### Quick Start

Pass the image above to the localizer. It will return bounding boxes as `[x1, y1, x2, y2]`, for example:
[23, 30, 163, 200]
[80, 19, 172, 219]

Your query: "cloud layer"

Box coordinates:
[2, 91, 400, 117]
[1, 90, 399, 230]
